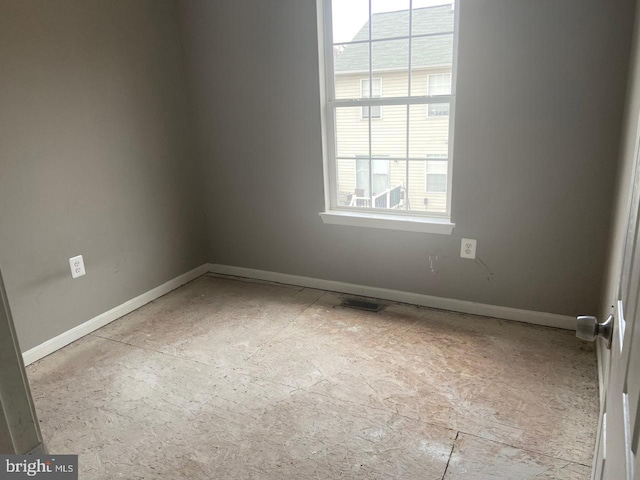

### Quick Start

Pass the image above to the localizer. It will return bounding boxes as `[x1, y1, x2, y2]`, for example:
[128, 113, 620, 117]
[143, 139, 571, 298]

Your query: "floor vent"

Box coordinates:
[340, 299, 383, 312]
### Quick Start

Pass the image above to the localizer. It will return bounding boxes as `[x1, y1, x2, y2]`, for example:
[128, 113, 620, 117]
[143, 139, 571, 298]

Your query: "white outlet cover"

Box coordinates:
[460, 238, 477, 259]
[69, 255, 86, 279]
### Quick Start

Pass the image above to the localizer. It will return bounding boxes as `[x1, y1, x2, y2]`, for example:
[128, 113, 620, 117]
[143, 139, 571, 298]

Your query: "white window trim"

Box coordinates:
[319, 210, 455, 234]
[316, 0, 459, 235]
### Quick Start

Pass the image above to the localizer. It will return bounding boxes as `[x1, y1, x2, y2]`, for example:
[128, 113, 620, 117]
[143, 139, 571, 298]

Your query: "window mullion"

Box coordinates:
[408, 0, 413, 97]
[321, 0, 337, 210]
[329, 96, 453, 108]
[334, 30, 454, 48]
[406, 0, 413, 211]
[323, 0, 336, 103]
[368, 0, 373, 208]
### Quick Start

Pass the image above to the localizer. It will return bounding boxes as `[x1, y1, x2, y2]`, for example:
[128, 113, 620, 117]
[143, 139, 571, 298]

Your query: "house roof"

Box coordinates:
[334, 5, 454, 74]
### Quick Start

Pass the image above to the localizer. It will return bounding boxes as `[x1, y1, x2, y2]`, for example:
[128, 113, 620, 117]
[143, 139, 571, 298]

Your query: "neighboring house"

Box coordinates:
[334, 5, 454, 214]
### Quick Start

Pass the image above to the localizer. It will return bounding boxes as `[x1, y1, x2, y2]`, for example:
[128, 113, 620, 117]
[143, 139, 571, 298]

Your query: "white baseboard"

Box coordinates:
[22, 264, 209, 366]
[22, 262, 576, 366]
[208, 263, 577, 331]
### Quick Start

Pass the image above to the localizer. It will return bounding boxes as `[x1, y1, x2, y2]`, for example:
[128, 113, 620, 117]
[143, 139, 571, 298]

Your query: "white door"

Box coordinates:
[0, 269, 45, 454]
[591, 127, 640, 479]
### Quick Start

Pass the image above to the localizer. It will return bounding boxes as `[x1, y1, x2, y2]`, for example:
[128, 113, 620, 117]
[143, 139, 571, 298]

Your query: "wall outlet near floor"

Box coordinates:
[69, 255, 86, 279]
[460, 238, 477, 259]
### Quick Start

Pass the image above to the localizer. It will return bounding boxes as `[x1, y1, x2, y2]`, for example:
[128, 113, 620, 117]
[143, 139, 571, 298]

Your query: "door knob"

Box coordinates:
[576, 314, 614, 349]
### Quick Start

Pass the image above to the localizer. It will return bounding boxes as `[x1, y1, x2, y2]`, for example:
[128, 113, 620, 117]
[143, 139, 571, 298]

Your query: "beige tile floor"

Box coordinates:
[27, 275, 598, 479]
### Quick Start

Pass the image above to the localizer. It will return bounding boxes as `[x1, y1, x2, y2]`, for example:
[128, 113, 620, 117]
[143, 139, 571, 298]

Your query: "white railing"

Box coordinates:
[349, 185, 403, 209]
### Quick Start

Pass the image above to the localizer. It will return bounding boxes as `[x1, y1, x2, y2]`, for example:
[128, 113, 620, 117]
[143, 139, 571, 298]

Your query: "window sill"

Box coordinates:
[319, 210, 455, 235]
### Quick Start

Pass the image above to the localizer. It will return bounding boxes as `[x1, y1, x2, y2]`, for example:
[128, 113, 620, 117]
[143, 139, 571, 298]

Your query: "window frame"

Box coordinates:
[316, 0, 459, 235]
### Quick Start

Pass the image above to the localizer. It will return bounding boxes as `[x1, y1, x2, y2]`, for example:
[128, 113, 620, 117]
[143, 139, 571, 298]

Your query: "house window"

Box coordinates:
[427, 74, 451, 117]
[425, 158, 448, 193]
[356, 156, 389, 197]
[318, 1, 458, 234]
[361, 78, 382, 119]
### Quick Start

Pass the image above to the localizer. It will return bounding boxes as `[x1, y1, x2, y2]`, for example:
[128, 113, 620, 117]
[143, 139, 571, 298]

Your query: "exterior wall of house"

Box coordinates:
[334, 67, 451, 213]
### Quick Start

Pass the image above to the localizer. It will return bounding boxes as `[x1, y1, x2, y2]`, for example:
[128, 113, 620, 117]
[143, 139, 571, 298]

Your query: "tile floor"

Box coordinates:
[27, 275, 598, 479]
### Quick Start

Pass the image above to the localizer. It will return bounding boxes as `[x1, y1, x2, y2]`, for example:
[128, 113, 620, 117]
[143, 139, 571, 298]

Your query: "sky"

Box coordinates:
[332, 0, 453, 43]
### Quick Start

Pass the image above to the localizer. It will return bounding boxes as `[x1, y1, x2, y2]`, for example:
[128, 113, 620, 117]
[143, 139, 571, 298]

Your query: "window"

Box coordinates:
[361, 78, 382, 119]
[426, 161, 447, 193]
[427, 103, 450, 118]
[427, 74, 451, 117]
[318, 0, 458, 234]
[356, 156, 389, 197]
[427, 73, 451, 95]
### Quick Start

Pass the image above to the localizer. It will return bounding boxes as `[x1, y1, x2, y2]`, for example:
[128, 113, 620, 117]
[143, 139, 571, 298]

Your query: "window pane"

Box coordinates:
[356, 157, 371, 196]
[426, 160, 447, 194]
[361, 78, 382, 118]
[411, 35, 454, 71]
[371, 105, 406, 157]
[362, 105, 382, 119]
[428, 73, 451, 96]
[427, 103, 450, 118]
[408, 104, 450, 159]
[371, 0, 410, 40]
[403, 161, 448, 214]
[334, 43, 369, 100]
[336, 157, 368, 206]
[372, 39, 409, 97]
[387, 160, 407, 210]
[372, 159, 389, 196]
[355, 157, 390, 197]
[332, 0, 369, 44]
[410, 35, 454, 96]
[360, 78, 380, 99]
[337, 158, 407, 210]
[336, 107, 369, 158]
[427, 173, 447, 193]
[411, 2, 454, 37]
[405, 161, 428, 213]
[374, 159, 406, 209]
[328, 1, 455, 216]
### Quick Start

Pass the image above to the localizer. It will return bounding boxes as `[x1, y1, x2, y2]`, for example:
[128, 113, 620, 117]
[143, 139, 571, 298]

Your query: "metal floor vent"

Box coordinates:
[340, 299, 383, 312]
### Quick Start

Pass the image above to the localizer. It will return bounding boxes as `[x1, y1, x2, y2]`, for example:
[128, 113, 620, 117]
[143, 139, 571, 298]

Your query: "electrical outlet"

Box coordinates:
[69, 255, 86, 279]
[460, 238, 477, 259]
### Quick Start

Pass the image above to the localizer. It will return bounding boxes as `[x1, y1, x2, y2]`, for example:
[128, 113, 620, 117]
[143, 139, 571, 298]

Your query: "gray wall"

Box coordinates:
[178, 0, 634, 317]
[1, 0, 635, 353]
[0, 0, 206, 351]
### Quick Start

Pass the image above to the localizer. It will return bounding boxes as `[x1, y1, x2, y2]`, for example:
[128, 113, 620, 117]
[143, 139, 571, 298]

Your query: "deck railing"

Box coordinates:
[349, 185, 403, 209]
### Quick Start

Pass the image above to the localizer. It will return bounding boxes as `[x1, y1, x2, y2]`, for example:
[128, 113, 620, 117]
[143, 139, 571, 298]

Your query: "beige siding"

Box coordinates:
[334, 67, 451, 214]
